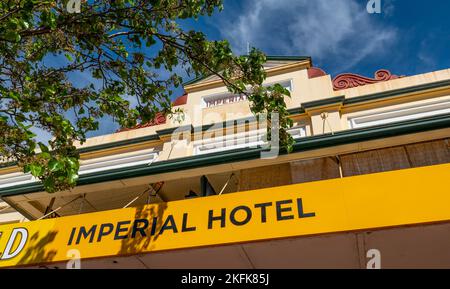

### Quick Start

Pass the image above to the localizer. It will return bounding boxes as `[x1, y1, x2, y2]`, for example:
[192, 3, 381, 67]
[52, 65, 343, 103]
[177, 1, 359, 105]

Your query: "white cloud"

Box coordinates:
[217, 0, 397, 72]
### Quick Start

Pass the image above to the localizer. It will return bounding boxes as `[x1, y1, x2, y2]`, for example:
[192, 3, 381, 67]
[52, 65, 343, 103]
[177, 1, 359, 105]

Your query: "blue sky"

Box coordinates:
[42, 0, 450, 140]
[183, 0, 450, 78]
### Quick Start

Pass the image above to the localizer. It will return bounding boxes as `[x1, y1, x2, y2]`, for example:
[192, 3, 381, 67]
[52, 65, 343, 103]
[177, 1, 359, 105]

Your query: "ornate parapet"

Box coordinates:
[307, 67, 327, 79]
[116, 93, 188, 132]
[332, 69, 403, 91]
[117, 112, 167, 132]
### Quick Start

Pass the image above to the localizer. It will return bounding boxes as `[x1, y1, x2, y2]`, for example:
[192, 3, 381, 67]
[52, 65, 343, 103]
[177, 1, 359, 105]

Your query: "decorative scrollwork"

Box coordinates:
[333, 69, 403, 91]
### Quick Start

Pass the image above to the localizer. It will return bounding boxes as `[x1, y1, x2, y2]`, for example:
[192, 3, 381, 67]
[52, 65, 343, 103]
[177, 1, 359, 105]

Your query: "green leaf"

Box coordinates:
[40, 152, 51, 159]
[24, 164, 31, 174]
[43, 178, 56, 193]
[48, 159, 63, 172]
[29, 164, 43, 177]
[67, 157, 79, 169]
[64, 53, 73, 62]
[4, 31, 21, 42]
[0, 0, 287, 194]
[68, 173, 79, 185]
[21, 20, 30, 29]
[8, 92, 20, 101]
[38, 142, 49, 153]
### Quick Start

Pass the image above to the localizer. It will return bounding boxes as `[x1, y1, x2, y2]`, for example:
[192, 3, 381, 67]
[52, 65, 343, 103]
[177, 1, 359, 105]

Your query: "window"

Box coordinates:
[79, 149, 159, 174]
[193, 125, 306, 155]
[194, 129, 266, 155]
[348, 98, 450, 129]
[288, 126, 307, 139]
[0, 149, 159, 189]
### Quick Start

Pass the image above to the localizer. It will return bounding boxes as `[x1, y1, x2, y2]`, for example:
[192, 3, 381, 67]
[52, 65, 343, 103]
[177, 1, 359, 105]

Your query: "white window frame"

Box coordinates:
[193, 124, 306, 155]
[288, 125, 307, 139]
[348, 98, 450, 129]
[0, 149, 159, 189]
[79, 149, 159, 175]
[193, 128, 266, 155]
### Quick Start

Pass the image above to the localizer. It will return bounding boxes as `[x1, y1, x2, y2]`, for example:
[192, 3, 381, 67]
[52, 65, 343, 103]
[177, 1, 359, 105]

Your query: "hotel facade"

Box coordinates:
[0, 56, 449, 268]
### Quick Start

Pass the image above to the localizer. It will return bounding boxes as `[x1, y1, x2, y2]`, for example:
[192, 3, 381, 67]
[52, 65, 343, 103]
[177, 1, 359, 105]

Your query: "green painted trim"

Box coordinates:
[156, 125, 193, 136]
[182, 75, 206, 86]
[292, 113, 450, 151]
[343, 79, 450, 106]
[287, 106, 306, 115]
[0, 133, 162, 168]
[287, 107, 306, 115]
[301, 96, 345, 110]
[77, 78, 450, 153]
[0, 160, 17, 169]
[1, 113, 449, 197]
[265, 56, 311, 62]
[2, 78, 449, 170]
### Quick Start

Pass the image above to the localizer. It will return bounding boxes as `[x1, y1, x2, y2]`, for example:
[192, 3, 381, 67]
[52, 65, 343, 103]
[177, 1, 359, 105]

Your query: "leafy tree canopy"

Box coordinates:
[0, 0, 294, 193]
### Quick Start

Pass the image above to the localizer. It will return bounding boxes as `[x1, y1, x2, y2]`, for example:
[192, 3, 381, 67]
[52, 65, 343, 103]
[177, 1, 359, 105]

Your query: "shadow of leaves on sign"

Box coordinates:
[18, 230, 58, 265]
[118, 202, 168, 258]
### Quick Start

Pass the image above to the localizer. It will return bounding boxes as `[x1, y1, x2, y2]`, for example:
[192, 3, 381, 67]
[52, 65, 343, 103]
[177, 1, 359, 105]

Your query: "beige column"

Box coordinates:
[157, 126, 193, 160]
[300, 96, 345, 136]
[308, 108, 343, 135]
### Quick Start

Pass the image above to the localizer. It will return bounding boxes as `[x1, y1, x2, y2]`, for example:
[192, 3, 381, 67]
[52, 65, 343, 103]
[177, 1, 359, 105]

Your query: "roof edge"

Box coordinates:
[182, 55, 312, 86]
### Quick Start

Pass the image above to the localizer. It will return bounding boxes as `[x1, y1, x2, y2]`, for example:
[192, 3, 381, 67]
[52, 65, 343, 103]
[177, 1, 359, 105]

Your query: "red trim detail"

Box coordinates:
[117, 112, 167, 132]
[116, 93, 188, 132]
[307, 67, 327, 79]
[172, 93, 188, 106]
[332, 69, 403, 91]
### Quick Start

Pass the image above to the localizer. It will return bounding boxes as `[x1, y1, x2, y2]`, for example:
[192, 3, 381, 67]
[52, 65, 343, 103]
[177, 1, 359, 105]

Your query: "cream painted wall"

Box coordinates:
[341, 94, 450, 130]
[335, 69, 450, 99]
[310, 110, 343, 135]
[184, 68, 319, 127]
[70, 65, 450, 152]
[2, 60, 450, 227]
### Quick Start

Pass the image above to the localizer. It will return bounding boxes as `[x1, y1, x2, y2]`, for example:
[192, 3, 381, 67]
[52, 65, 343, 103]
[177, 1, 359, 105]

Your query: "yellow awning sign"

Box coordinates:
[1, 163, 450, 267]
